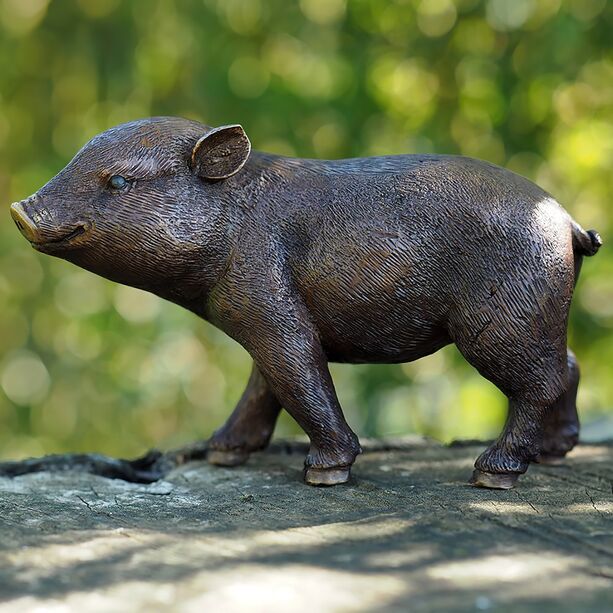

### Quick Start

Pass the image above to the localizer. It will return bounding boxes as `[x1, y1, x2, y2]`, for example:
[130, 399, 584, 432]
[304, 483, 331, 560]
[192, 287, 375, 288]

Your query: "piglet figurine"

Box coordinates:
[10, 117, 601, 488]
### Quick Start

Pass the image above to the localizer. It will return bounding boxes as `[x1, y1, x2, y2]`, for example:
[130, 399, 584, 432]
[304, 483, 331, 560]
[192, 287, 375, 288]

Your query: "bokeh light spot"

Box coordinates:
[1, 350, 50, 405]
[299, 0, 346, 25]
[486, 0, 534, 31]
[54, 272, 109, 318]
[417, 0, 457, 38]
[0, 0, 50, 36]
[114, 285, 161, 324]
[228, 57, 270, 99]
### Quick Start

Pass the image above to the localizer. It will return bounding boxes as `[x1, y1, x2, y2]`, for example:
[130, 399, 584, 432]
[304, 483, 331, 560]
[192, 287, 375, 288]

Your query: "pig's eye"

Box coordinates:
[108, 175, 128, 191]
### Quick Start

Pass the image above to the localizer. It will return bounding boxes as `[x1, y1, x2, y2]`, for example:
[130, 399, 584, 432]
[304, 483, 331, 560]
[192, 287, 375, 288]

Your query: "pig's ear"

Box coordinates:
[191, 124, 251, 180]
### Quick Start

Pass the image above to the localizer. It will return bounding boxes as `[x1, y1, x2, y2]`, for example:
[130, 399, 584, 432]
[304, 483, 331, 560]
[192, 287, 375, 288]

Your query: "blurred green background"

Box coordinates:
[0, 0, 611, 460]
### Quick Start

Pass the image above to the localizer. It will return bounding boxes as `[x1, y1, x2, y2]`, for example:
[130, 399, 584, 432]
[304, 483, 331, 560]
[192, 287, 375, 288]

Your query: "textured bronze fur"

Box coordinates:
[10, 117, 602, 488]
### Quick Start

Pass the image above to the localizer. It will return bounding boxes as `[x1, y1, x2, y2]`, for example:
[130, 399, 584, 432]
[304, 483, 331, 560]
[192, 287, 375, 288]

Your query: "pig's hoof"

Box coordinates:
[207, 449, 250, 467]
[304, 466, 351, 486]
[470, 469, 519, 490]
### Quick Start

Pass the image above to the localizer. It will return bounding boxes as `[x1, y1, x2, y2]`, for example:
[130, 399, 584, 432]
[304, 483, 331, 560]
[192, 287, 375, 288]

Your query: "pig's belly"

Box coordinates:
[310, 301, 451, 364]
[295, 237, 452, 363]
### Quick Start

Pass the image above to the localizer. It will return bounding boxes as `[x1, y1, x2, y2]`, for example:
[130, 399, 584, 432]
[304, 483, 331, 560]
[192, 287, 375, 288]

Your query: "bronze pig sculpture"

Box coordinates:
[10, 117, 601, 489]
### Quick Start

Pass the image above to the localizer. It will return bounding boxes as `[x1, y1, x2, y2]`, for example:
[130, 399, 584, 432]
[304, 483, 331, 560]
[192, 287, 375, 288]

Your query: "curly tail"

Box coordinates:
[572, 221, 602, 257]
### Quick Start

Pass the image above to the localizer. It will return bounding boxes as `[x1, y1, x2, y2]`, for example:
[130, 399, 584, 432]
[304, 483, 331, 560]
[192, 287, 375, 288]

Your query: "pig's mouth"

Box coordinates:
[31, 222, 93, 252]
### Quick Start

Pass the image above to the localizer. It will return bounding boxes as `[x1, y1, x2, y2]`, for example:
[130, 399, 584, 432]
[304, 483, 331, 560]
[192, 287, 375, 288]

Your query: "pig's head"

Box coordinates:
[10, 117, 251, 299]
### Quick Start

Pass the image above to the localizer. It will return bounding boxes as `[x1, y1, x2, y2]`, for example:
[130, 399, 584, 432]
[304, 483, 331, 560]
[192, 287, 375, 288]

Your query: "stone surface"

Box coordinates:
[0, 438, 611, 612]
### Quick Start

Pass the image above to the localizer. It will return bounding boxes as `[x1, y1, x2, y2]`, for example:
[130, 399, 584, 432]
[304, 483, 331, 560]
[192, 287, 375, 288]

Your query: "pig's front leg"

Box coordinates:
[207, 363, 281, 466]
[240, 314, 362, 486]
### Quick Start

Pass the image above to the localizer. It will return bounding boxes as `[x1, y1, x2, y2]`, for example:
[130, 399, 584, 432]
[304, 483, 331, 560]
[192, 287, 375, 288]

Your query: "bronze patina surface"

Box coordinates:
[10, 117, 602, 488]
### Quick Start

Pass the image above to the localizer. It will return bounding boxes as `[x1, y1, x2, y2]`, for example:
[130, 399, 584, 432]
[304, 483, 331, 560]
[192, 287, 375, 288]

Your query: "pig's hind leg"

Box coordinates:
[535, 348, 580, 465]
[450, 283, 572, 489]
[207, 363, 281, 466]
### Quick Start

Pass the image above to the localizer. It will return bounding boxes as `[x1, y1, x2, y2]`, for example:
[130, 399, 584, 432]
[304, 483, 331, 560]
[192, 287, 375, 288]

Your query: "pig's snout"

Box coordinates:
[10, 194, 92, 251]
[10, 197, 40, 243]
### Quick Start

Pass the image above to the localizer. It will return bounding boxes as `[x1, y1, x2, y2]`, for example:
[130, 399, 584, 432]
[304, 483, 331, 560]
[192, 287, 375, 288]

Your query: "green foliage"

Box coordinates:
[0, 0, 611, 458]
